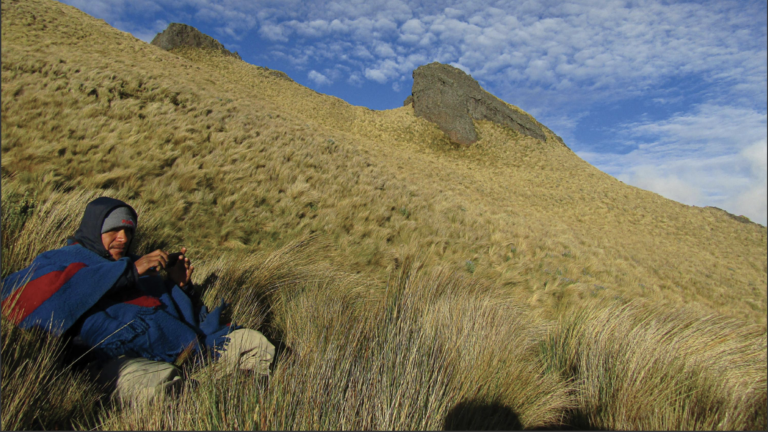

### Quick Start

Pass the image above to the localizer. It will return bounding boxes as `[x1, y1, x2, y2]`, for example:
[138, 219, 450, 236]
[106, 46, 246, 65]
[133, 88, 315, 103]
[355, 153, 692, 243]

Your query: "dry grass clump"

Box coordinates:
[0, 316, 103, 430]
[541, 300, 767, 430]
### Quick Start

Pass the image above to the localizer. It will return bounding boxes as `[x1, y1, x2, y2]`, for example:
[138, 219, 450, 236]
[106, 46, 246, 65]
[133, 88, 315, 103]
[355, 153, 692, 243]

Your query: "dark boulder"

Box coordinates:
[407, 62, 547, 145]
[151, 23, 241, 60]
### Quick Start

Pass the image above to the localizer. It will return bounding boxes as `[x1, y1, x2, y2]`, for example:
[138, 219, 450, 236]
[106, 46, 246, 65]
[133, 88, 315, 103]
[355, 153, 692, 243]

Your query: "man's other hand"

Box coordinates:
[134, 249, 170, 276]
[166, 247, 195, 287]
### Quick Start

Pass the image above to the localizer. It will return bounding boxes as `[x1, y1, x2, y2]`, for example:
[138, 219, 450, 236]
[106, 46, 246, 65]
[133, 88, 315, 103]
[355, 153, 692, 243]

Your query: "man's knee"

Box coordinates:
[92, 356, 183, 404]
[218, 328, 276, 375]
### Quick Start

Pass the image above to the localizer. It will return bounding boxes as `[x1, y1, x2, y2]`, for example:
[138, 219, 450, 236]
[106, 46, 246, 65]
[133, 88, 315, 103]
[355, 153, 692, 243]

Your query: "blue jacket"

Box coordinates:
[1, 197, 234, 363]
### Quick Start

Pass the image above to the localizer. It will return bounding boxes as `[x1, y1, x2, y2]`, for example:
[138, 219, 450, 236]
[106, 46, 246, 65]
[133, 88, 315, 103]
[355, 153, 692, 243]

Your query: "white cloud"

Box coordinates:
[114, 18, 168, 42]
[401, 18, 425, 35]
[363, 52, 427, 84]
[448, 62, 470, 74]
[192, 4, 257, 39]
[652, 96, 685, 105]
[308, 70, 332, 86]
[348, 71, 364, 86]
[578, 105, 768, 226]
[63, 0, 160, 22]
[617, 166, 705, 206]
[624, 105, 767, 158]
[443, 7, 464, 19]
[351, 45, 374, 59]
[288, 19, 330, 38]
[364, 68, 390, 84]
[534, 111, 590, 147]
[742, 139, 768, 174]
[328, 18, 347, 33]
[373, 42, 396, 58]
[723, 140, 768, 223]
[259, 22, 290, 41]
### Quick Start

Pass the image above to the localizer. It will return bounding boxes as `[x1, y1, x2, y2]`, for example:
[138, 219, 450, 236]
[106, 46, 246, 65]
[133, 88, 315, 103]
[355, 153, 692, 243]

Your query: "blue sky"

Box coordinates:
[60, 0, 767, 226]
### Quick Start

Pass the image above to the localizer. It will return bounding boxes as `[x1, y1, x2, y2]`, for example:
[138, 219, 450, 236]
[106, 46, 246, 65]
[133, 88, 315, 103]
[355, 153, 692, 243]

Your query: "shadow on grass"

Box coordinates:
[197, 271, 293, 368]
[443, 400, 523, 430]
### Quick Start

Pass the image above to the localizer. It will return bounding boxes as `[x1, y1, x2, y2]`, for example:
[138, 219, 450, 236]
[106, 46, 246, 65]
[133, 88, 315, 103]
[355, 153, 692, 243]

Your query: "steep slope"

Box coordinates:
[1, 0, 765, 324]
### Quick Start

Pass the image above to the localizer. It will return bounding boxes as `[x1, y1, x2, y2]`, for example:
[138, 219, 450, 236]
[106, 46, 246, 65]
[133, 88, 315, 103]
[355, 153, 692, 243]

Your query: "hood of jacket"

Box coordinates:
[72, 197, 138, 260]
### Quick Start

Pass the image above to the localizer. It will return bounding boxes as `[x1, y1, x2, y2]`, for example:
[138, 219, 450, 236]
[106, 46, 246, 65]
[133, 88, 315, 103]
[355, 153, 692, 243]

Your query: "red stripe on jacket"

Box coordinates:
[124, 296, 162, 308]
[115, 285, 163, 308]
[1, 262, 87, 324]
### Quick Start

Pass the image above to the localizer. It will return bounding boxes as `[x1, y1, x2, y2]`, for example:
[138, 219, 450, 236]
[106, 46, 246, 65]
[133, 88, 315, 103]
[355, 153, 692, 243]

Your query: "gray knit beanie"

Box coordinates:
[101, 207, 137, 233]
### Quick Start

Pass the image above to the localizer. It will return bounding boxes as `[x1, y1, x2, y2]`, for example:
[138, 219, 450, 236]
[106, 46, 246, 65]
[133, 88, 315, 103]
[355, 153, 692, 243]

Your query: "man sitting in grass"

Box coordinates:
[1, 197, 275, 403]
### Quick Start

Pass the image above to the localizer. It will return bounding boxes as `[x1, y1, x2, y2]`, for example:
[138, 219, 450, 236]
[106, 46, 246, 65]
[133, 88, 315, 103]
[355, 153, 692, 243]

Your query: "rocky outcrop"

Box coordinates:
[151, 23, 241, 60]
[407, 62, 546, 145]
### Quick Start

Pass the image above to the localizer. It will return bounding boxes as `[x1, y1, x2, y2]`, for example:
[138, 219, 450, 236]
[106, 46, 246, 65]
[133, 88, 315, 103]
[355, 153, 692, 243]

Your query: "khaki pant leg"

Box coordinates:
[217, 329, 275, 375]
[94, 356, 183, 404]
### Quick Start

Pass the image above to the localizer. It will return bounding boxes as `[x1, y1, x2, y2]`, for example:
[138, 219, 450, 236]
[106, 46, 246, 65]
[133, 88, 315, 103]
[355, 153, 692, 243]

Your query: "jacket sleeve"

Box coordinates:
[1, 248, 130, 336]
[167, 281, 237, 354]
[163, 278, 237, 352]
[198, 298, 241, 353]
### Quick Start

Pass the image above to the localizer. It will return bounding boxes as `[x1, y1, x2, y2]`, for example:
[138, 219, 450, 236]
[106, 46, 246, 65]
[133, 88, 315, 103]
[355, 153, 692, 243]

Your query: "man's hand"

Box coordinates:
[166, 247, 195, 287]
[134, 249, 170, 276]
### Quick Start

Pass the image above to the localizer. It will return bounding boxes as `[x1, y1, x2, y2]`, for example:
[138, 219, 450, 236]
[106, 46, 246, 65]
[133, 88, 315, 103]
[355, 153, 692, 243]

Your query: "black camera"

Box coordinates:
[166, 252, 182, 267]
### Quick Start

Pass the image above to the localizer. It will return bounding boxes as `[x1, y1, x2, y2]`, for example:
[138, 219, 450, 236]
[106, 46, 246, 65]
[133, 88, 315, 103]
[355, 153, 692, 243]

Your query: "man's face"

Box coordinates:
[101, 228, 133, 260]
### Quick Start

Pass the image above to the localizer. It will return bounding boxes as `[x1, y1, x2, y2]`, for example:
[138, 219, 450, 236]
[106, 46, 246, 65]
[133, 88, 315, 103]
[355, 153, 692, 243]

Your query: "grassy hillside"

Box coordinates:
[1, 0, 766, 430]
[2, 0, 765, 325]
